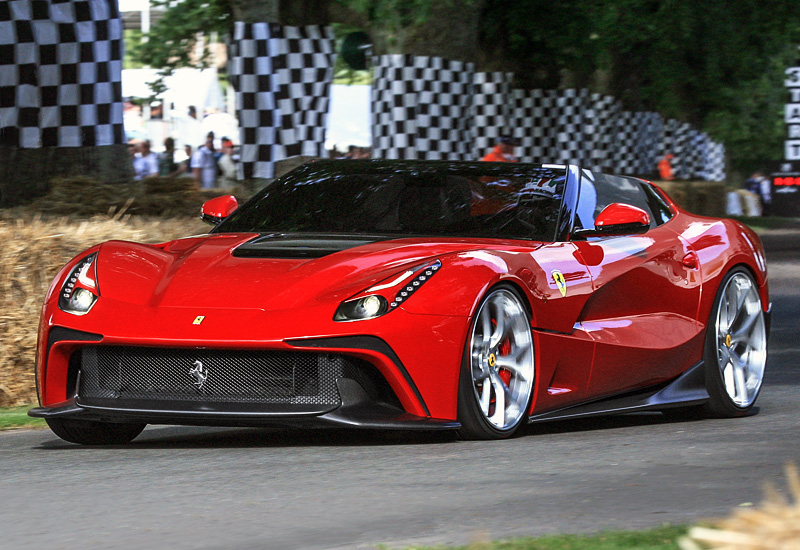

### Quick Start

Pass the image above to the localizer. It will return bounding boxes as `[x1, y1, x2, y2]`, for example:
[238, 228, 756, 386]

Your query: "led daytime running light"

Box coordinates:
[58, 253, 99, 315]
[388, 260, 441, 310]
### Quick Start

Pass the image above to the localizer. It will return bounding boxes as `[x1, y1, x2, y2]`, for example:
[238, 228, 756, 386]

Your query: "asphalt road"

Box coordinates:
[2, 232, 798, 550]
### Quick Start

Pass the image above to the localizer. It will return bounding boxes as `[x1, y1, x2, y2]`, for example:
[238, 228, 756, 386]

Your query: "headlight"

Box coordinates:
[334, 260, 441, 322]
[58, 253, 99, 315]
[334, 295, 389, 321]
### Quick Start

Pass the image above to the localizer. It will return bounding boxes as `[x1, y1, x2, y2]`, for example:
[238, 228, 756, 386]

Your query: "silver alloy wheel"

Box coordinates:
[714, 272, 767, 408]
[469, 288, 535, 431]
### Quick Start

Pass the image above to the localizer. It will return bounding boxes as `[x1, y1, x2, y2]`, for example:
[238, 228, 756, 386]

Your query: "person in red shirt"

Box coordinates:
[658, 154, 675, 180]
[482, 136, 520, 162]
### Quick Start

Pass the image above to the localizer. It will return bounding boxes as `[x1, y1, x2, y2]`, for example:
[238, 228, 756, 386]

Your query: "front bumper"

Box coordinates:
[30, 377, 460, 430]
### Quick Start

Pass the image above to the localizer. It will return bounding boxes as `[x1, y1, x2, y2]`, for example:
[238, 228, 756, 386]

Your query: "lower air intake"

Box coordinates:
[78, 346, 343, 406]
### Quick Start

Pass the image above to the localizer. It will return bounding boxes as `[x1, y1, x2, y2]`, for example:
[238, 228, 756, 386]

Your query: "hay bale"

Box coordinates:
[652, 180, 727, 217]
[0, 214, 204, 406]
[653, 180, 689, 210]
[681, 463, 800, 550]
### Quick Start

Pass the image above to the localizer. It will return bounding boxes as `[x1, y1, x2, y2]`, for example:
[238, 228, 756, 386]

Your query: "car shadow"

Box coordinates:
[30, 408, 722, 450]
[34, 425, 461, 450]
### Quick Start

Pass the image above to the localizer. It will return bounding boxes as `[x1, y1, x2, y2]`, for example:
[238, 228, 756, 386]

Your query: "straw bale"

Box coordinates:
[651, 180, 726, 217]
[28, 176, 211, 219]
[0, 173, 250, 406]
[682, 463, 800, 550]
[0, 213, 204, 406]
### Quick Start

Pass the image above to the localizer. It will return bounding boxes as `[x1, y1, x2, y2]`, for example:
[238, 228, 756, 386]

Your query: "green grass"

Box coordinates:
[0, 405, 46, 431]
[392, 525, 688, 550]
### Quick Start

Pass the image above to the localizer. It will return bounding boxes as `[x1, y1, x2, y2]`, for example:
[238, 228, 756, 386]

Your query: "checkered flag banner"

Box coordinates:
[0, 0, 124, 148]
[372, 55, 475, 160]
[229, 22, 335, 179]
[372, 57, 725, 180]
[472, 71, 512, 160]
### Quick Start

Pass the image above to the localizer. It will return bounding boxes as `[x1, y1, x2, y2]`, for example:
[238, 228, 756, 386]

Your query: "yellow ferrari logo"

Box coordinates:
[192, 315, 205, 325]
[552, 270, 567, 298]
[488, 353, 496, 368]
[725, 334, 732, 347]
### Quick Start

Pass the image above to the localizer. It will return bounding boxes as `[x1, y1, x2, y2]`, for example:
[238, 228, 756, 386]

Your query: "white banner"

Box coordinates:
[790, 125, 800, 139]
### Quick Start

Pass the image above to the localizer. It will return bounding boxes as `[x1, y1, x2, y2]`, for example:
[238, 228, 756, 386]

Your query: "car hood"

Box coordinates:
[94, 233, 524, 310]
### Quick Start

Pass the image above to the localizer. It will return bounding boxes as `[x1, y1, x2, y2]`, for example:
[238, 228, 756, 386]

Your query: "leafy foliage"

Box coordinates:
[134, 0, 233, 95]
[479, 0, 800, 173]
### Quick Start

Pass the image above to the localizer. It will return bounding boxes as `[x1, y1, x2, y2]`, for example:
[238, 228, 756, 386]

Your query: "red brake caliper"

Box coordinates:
[498, 339, 512, 386]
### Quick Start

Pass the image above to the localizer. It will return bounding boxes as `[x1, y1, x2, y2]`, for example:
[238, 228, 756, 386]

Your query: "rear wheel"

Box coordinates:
[703, 268, 767, 417]
[457, 285, 535, 440]
[46, 418, 146, 445]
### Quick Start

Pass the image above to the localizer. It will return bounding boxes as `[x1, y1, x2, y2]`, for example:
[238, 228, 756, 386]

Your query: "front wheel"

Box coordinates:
[46, 418, 146, 445]
[702, 268, 767, 417]
[457, 285, 535, 440]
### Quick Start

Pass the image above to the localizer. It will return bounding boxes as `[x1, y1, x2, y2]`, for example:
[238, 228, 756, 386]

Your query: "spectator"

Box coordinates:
[745, 172, 772, 216]
[158, 137, 179, 176]
[658, 154, 675, 181]
[344, 145, 358, 159]
[217, 139, 238, 190]
[179, 145, 194, 176]
[481, 136, 520, 162]
[192, 132, 217, 189]
[133, 140, 159, 180]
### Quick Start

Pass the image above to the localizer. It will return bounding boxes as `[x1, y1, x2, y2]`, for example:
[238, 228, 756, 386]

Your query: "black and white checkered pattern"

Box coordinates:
[371, 55, 475, 160]
[472, 71, 512, 159]
[0, 0, 124, 148]
[229, 22, 335, 179]
[368, 54, 727, 180]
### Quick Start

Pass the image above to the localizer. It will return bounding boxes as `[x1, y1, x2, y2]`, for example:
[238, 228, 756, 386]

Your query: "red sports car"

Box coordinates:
[30, 161, 770, 444]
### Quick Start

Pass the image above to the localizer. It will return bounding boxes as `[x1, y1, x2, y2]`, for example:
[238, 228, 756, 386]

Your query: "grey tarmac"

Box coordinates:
[2, 230, 798, 550]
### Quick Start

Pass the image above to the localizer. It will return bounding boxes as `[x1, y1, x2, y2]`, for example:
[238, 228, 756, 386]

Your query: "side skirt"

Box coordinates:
[528, 361, 709, 424]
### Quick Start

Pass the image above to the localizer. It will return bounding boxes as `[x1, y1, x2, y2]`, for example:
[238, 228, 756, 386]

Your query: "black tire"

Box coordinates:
[45, 418, 146, 445]
[701, 267, 767, 418]
[457, 285, 535, 440]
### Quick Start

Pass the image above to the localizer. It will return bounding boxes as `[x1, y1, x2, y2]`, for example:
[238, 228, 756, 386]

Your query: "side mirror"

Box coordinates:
[573, 203, 651, 239]
[200, 195, 238, 226]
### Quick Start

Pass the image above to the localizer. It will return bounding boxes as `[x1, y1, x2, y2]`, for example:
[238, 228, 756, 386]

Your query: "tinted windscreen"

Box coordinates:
[215, 161, 566, 241]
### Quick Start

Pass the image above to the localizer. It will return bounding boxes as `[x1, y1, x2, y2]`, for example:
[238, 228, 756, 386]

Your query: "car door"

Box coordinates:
[571, 171, 703, 399]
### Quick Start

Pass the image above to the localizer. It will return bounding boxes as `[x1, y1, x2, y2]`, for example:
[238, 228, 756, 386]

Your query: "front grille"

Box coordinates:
[78, 346, 343, 406]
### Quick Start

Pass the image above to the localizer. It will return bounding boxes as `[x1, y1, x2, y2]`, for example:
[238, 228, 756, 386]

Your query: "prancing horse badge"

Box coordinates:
[552, 270, 567, 297]
[189, 360, 208, 390]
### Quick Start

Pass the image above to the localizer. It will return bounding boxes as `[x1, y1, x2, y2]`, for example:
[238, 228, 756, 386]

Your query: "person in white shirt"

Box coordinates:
[133, 140, 159, 180]
[192, 132, 217, 189]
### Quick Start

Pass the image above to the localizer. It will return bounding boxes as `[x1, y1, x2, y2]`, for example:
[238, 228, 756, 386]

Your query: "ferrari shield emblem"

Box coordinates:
[192, 315, 205, 325]
[552, 270, 567, 297]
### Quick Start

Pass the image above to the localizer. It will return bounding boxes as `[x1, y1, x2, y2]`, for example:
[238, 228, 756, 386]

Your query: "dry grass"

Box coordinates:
[0, 210, 205, 407]
[681, 463, 800, 550]
[0, 175, 247, 406]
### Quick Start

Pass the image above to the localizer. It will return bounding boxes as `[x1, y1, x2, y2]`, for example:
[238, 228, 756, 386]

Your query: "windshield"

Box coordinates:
[215, 160, 567, 241]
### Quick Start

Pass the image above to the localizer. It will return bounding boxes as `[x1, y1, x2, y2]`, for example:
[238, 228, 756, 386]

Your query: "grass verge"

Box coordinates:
[395, 524, 687, 550]
[0, 405, 45, 431]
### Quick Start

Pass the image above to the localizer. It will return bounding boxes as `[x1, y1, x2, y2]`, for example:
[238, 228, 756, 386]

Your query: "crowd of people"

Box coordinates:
[129, 131, 238, 190]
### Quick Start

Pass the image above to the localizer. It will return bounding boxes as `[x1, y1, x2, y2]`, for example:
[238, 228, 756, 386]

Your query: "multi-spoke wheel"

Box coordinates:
[457, 285, 535, 439]
[703, 268, 767, 417]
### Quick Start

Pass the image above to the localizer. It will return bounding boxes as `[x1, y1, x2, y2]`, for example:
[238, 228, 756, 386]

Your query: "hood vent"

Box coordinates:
[233, 234, 388, 259]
